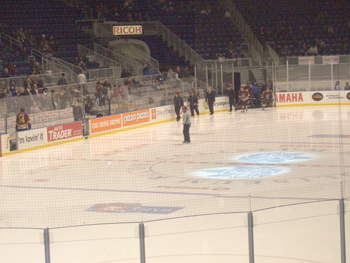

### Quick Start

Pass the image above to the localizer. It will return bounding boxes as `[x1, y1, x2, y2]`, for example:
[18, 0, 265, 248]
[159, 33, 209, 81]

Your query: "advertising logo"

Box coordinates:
[151, 109, 157, 120]
[88, 203, 183, 214]
[122, 109, 150, 127]
[276, 93, 303, 103]
[90, 115, 122, 134]
[234, 152, 317, 164]
[113, 25, 143, 35]
[192, 166, 290, 179]
[312, 93, 323, 101]
[47, 122, 82, 142]
[347, 92, 350, 100]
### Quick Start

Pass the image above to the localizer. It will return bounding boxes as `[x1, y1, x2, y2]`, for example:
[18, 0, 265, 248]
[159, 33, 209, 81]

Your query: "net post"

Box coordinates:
[248, 211, 255, 263]
[139, 222, 146, 263]
[340, 199, 346, 263]
[44, 228, 51, 263]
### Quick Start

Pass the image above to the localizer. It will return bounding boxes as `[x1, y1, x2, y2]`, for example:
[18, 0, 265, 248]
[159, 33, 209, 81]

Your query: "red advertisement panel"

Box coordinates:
[47, 122, 83, 142]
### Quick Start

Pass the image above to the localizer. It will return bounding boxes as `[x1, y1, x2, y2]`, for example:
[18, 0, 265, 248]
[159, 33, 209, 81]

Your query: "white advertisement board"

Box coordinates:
[276, 91, 350, 106]
[298, 56, 315, 65]
[322, 56, 339, 64]
[0, 134, 10, 156]
[17, 128, 47, 150]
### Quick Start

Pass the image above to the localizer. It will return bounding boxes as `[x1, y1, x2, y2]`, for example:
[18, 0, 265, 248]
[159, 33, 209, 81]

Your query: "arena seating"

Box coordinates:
[84, 0, 244, 61]
[0, 0, 93, 66]
[234, 0, 350, 56]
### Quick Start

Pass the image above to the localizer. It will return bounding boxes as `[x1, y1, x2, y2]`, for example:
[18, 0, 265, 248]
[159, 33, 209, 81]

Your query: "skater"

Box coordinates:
[16, 108, 31, 131]
[174, 92, 184, 121]
[206, 86, 215, 115]
[261, 88, 273, 110]
[188, 90, 199, 117]
[237, 86, 250, 112]
[182, 106, 191, 143]
[227, 84, 235, 112]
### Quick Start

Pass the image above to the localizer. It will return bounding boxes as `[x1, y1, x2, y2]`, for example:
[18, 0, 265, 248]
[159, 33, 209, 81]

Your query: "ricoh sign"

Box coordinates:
[113, 25, 143, 36]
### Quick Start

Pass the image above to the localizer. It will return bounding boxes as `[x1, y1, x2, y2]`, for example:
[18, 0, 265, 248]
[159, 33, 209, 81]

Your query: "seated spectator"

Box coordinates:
[307, 45, 318, 56]
[7, 62, 17, 75]
[103, 78, 112, 89]
[31, 84, 40, 95]
[261, 81, 267, 92]
[344, 82, 350, 90]
[31, 101, 42, 113]
[132, 77, 141, 87]
[82, 86, 89, 96]
[156, 73, 164, 82]
[9, 80, 17, 96]
[77, 70, 87, 84]
[121, 66, 131, 78]
[334, 81, 341, 90]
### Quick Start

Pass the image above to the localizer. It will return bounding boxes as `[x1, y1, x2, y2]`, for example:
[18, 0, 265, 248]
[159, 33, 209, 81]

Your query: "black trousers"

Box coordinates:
[175, 106, 181, 121]
[190, 105, 199, 117]
[183, 124, 191, 142]
[209, 102, 214, 114]
[229, 99, 234, 111]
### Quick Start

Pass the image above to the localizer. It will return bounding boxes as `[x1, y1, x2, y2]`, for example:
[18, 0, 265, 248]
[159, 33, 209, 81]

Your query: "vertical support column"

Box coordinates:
[220, 64, 224, 96]
[139, 223, 146, 263]
[340, 199, 346, 263]
[286, 60, 289, 92]
[211, 65, 214, 90]
[44, 228, 51, 263]
[248, 212, 255, 263]
[308, 60, 311, 91]
[331, 62, 334, 91]
[194, 66, 197, 95]
[205, 65, 209, 88]
[215, 63, 218, 93]
[231, 63, 234, 88]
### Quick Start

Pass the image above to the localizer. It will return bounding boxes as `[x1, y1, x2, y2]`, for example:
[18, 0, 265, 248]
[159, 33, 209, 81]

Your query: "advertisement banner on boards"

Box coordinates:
[90, 115, 122, 134]
[47, 122, 83, 142]
[298, 57, 315, 65]
[17, 127, 47, 150]
[276, 91, 350, 106]
[150, 105, 176, 122]
[122, 109, 150, 127]
[0, 134, 10, 156]
[322, 56, 339, 64]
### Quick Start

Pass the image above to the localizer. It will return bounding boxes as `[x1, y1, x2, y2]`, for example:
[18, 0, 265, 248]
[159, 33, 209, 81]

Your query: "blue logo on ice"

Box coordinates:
[192, 166, 289, 179]
[234, 152, 316, 164]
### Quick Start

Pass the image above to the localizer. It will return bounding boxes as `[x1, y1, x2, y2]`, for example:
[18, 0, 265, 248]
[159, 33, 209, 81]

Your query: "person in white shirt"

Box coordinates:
[334, 81, 341, 90]
[77, 70, 87, 84]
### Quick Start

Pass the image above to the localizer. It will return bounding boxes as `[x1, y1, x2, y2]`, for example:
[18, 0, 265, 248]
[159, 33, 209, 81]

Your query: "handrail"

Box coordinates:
[77, 44, 121, 68]
[0, 32, 23, 50]
[95, 23, 160, 72]
[94, 43, 143, 75]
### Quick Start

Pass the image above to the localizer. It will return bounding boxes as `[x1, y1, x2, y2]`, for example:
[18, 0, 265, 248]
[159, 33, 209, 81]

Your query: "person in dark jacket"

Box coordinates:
[205, 86, 215, 115]
[227, 84, 235, 112]
[187, 90, 199, 117]
[174, 92, 184, 121]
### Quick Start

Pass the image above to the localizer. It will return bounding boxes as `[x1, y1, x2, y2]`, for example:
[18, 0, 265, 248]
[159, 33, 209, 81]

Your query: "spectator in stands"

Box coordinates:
[85, 94, 94, 115]
[7, 62, 17, 75]
[327, 25, 334, 35]
[182, 66, 190, 78]
[0, 87, 11, 99]
[72, 97, 83, 121]
[30, 101, 42, 113]
[24, 76, 33, 89]
[121, 66, 131, 78]
[261, 81, 267, 92]
[31, 84, 40, 95]
[334, 81, 341, 90]
[59, 87, 68, 109]
[49, 36, 58, 51]
[9, 80, 17, 96]
[344, 82, 350, 90]
[132, 77, 141, 87]
[82, 86, 89, 96]
[58, 73, 68, 86]
[33, 76, 44, 89]
[77, 70, 87, 85]
[16, 28, 26, 42]
[281, 46, 291, 57]
[307, 45, 318, 56]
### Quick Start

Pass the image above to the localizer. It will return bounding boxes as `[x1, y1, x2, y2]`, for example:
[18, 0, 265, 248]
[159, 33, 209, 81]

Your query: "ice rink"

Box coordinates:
[0, 106, 350, 263]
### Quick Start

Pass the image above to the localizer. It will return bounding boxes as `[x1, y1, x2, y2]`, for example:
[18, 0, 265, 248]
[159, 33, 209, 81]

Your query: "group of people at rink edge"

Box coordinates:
[174, 82, 273, 143]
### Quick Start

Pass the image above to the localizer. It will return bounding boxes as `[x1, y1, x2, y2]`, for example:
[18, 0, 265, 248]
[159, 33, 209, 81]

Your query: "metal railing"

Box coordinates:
[268, 62, 350, 92]
[94, 43, 143, 75]
[0, 32, 23, 50]
[0, 72, 65, 90]
[94, 23, 160, 71]
[219, 0, 264, 62]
